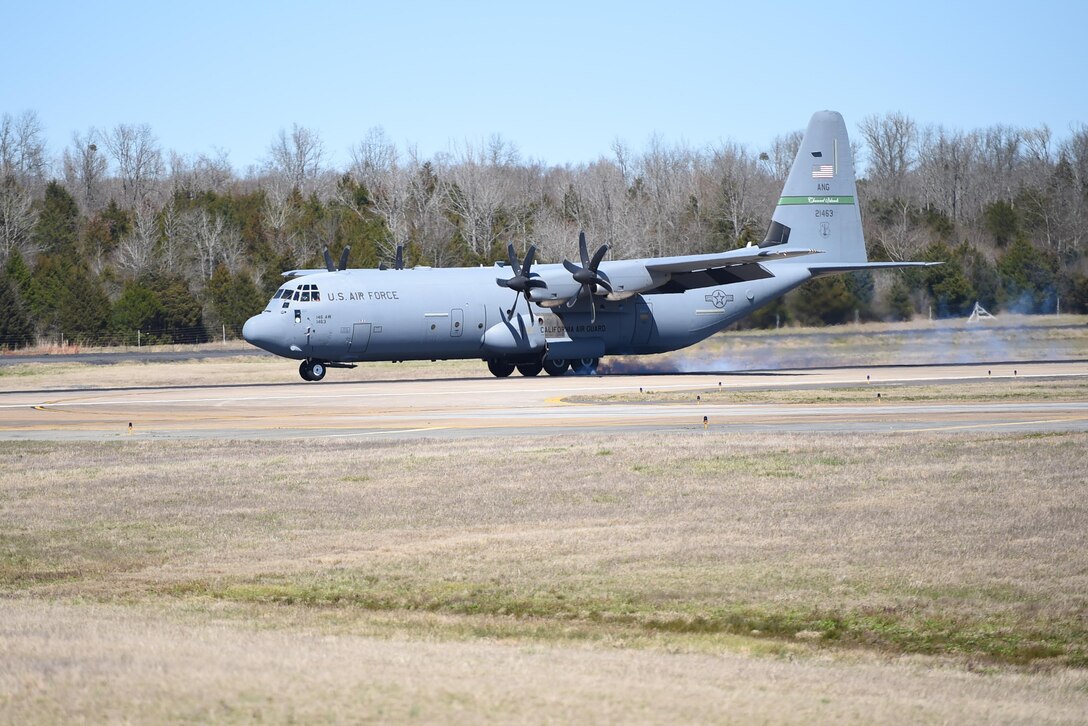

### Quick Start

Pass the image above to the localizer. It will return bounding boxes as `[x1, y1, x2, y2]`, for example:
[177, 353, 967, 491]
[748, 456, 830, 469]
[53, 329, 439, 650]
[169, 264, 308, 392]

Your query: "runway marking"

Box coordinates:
[316, 426, 451, 438]
[909, 416, 1088, 433]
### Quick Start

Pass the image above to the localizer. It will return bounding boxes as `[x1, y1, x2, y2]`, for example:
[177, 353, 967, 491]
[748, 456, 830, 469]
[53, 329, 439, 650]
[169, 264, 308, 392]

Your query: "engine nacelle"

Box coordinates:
[481, 314, 546, 355]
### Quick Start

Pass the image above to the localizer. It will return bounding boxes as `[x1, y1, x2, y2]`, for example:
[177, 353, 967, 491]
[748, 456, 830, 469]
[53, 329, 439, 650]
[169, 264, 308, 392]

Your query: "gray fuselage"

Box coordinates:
[241, 261, 812, 364]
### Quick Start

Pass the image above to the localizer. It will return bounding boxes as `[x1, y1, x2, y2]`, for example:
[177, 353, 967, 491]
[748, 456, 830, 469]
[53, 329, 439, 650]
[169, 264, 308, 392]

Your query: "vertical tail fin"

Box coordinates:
[762, 110, 867, 264]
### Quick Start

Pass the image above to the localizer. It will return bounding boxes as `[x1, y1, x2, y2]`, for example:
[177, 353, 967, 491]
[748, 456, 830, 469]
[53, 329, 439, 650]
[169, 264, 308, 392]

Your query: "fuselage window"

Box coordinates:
[293, 290, 301, 301]
[301, 291, 311, 302]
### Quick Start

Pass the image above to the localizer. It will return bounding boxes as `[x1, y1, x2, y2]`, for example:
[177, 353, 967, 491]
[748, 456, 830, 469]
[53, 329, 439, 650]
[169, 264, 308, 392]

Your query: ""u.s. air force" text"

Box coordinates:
[329, 290, 400, 301]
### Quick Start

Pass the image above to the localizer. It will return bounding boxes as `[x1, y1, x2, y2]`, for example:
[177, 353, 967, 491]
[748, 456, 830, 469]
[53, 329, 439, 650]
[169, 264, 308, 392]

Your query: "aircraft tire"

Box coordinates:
[487, 360, 516, 378]
[572, 357, 599, 375]
[516, 362, 543, 377]
[299, 361, 313, 381]
[542, 358, 569, 376]
[309, 361, 327, 381]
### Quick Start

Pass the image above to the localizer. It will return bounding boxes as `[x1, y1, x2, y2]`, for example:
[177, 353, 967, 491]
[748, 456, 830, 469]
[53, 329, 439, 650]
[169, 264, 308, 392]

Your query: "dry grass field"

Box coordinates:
[2, 316, 1088, 722]
[2, 429, 1088, 722]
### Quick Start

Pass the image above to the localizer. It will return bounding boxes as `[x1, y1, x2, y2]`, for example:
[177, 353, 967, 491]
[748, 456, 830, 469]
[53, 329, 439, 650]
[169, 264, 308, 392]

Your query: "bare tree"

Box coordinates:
[102, 123, 164, 208]
[404, 151, 456, 266]
[266, 123, 325, 196]
[260, 181, 301, 261]
[760, 130, 803, 181]
[170, 148, 234, 197]
[182, 209, 241, 281]
[0, 175, 37, 261]
[917, 126, 975, 222]
[115, 205, 159, 277]
[62, 129, 107, 212]
[346, 127, 409, 259]
[0, 110, 48, 190]
[706, 142, 773, 247]
[441, 136, 522, 258]
[159, 200, 184, 274]
[859, 112, 918, 199]
[637, 135, 703, 256]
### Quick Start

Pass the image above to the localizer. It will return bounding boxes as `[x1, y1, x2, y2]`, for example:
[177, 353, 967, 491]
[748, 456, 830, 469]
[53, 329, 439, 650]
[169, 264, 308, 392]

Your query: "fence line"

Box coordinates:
[1, 324, 248, 352]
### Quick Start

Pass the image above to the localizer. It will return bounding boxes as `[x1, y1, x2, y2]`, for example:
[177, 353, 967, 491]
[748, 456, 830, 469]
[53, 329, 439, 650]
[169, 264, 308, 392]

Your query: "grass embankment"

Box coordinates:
[3, 431, 1086, 667]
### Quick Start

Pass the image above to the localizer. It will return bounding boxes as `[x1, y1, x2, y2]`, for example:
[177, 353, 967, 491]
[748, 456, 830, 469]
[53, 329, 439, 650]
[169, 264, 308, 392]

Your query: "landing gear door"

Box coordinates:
[349, 322, 372, 353]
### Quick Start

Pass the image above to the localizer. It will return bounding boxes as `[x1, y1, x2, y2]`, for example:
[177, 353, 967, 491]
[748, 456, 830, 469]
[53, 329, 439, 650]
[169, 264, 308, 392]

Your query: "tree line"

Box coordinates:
[1, 110, 1087, 349]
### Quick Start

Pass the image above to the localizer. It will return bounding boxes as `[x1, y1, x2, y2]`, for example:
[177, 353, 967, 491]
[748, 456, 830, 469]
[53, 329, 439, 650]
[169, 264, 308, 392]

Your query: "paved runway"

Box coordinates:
[1, 361, 1086, 441]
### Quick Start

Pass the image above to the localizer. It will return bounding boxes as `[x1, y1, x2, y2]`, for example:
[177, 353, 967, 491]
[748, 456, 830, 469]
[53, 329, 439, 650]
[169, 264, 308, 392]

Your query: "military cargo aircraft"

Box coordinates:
[243, 110, 934, 381]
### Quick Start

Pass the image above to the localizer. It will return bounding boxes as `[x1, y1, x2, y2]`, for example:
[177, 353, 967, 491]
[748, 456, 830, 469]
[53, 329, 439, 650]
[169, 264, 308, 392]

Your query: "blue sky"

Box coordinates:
[3, 0, 1086, 171]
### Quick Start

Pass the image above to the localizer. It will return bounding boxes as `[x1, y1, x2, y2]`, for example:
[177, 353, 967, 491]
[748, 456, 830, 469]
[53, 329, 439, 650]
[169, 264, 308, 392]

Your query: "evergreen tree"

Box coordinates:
[790, 276, 857, 326]
[982, 200, 1019, 248]
[32, 181, 80, 254]
[920, 242, 975, 317]
[0, 273, 33, 348]
[112, 282, 165, 343]
[56, 263, 110, 343]
[954, 242, 1000, 311]
[886, 278, 914, 321]
[4, 249, 33, 298]
[844, 271, 875, 320]
[998, 236, 1059, 313]
[152, 275, 206, 343]
[207, 264, 264, 335]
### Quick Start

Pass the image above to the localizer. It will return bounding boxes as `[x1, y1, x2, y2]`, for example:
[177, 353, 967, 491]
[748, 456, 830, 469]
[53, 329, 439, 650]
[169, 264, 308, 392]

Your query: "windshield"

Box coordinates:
[270, 283, 321, 308]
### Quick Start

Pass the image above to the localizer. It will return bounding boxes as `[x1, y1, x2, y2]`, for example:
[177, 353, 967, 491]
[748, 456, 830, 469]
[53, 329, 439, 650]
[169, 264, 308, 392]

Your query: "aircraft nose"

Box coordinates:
[242, 313, 275, 351]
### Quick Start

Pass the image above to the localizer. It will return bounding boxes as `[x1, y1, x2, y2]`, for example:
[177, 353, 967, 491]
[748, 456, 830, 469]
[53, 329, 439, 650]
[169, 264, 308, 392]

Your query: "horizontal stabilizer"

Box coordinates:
[807, 261, 942, 276]
[644, 247, 820, 274]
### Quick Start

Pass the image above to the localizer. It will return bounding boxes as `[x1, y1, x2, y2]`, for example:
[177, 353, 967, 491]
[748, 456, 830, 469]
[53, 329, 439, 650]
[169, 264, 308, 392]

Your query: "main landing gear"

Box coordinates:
[486, 357, 598, 377]
[299, 359, 326, 381]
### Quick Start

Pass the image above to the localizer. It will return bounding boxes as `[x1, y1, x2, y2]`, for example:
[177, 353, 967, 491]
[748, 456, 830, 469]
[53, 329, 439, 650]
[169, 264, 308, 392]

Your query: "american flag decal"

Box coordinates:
[811, 164, 834, 179]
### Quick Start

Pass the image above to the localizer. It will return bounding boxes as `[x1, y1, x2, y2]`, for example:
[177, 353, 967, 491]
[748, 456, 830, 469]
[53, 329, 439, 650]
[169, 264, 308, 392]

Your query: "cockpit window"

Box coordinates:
[271, 284, 321, 305]
[271, 288, 294, 308]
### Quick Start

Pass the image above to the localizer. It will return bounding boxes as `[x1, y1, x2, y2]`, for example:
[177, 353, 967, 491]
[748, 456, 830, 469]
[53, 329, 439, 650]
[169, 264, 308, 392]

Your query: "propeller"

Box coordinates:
[323, 246, 352, 272]
[379, 243, 404, 270]
[562, 231, 612, 323]
[496, 243, 546, 318]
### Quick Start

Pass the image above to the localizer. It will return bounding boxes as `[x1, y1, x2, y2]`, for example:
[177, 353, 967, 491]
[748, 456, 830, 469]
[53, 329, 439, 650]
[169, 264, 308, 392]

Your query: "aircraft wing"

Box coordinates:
[281, 268, 328, 278]
[624, 246, 821, 295]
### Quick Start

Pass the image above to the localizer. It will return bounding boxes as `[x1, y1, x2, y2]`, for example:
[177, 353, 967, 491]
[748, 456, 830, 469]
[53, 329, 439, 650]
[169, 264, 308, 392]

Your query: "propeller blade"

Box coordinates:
[338, 246, 351, 271]
[589, 243, 609, 270]
[522, 245, 537, 273]
[394, 243, 404, 270]
[578, 231, 590, 266]
[596, 278, 614, 294]
[506, 243, 521, 275]
[323, 247, 335, 272]
[562, 259, 580, 275]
